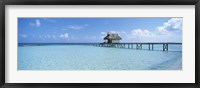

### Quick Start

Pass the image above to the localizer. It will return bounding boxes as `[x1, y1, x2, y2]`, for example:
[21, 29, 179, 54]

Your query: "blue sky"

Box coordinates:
[18, 18, 182, 43]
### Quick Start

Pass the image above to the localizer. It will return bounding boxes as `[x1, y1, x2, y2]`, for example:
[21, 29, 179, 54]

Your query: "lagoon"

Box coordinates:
[18, 44, 182, 70]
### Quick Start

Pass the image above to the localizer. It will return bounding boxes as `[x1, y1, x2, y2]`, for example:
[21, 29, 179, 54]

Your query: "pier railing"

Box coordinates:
[93, 43, 182, 51]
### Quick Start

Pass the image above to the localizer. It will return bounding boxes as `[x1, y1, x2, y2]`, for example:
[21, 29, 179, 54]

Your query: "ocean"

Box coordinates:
[18, 43, 182, 70]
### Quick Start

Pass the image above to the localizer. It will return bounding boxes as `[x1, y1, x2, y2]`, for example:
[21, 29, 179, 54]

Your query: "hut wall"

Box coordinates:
[112, 40, 120, 43]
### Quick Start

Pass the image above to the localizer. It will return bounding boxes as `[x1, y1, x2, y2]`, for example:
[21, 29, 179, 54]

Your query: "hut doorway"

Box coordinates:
[108, 39, 112, 43]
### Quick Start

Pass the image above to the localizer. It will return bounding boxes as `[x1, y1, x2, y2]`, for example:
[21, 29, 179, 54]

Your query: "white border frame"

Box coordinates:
[5, 5, 195, 83]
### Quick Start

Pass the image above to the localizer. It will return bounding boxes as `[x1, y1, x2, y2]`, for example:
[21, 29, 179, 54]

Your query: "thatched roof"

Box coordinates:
[104, 33, 122, 40]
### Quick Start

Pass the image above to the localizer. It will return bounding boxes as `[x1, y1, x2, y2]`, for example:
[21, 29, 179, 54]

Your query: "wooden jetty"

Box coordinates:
[96, 32, 182, 51]
[93, 43, 182, 51]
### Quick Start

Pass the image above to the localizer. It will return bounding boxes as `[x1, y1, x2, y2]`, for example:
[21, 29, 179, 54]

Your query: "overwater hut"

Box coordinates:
[103, 33, 122, 43]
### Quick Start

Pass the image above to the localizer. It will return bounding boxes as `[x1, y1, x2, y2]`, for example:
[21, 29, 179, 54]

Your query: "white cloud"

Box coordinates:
[84, 24, 89, 26]
[109, 31, 118, 34]
[62, 28, 69, 31]
[155, 18, 182, 35]
[67, 25, 84, 30]
[101, 31, 127, 35]
[20, 34, 27, 38]
[98, 18, 182, 43]
[60, 34, 64, 38]
[36, 20, 41, 27]
[101, 32, 107, 35]
[60, 33, 69, 39]
[130, 18, 183, 38]
[111, 31, 127, 34]
[63, 33, 69, 38]
[131, 29, 154, 37]
[29, 19, 41, 27]
[66, 24, 88, 30]
[47, 35, 51, 38]
[156, 27, 170, 35]
[52, 35, 56, 39]
[128, 18, 182, 42]
[42, 18, 56, 23]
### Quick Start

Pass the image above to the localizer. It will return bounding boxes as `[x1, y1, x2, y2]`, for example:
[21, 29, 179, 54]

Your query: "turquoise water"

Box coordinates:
[18, 44, 182, 70]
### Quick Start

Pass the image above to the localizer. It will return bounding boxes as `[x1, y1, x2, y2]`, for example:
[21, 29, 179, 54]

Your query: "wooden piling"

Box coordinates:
[163, 43, 168, 51]
[95, 43, 180, 51]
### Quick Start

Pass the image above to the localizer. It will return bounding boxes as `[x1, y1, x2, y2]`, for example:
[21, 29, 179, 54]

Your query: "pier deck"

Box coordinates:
[93, 43, 182, 51]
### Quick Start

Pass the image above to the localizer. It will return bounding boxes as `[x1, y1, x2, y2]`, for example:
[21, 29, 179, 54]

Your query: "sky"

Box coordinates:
[18, 18, 182, 43]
